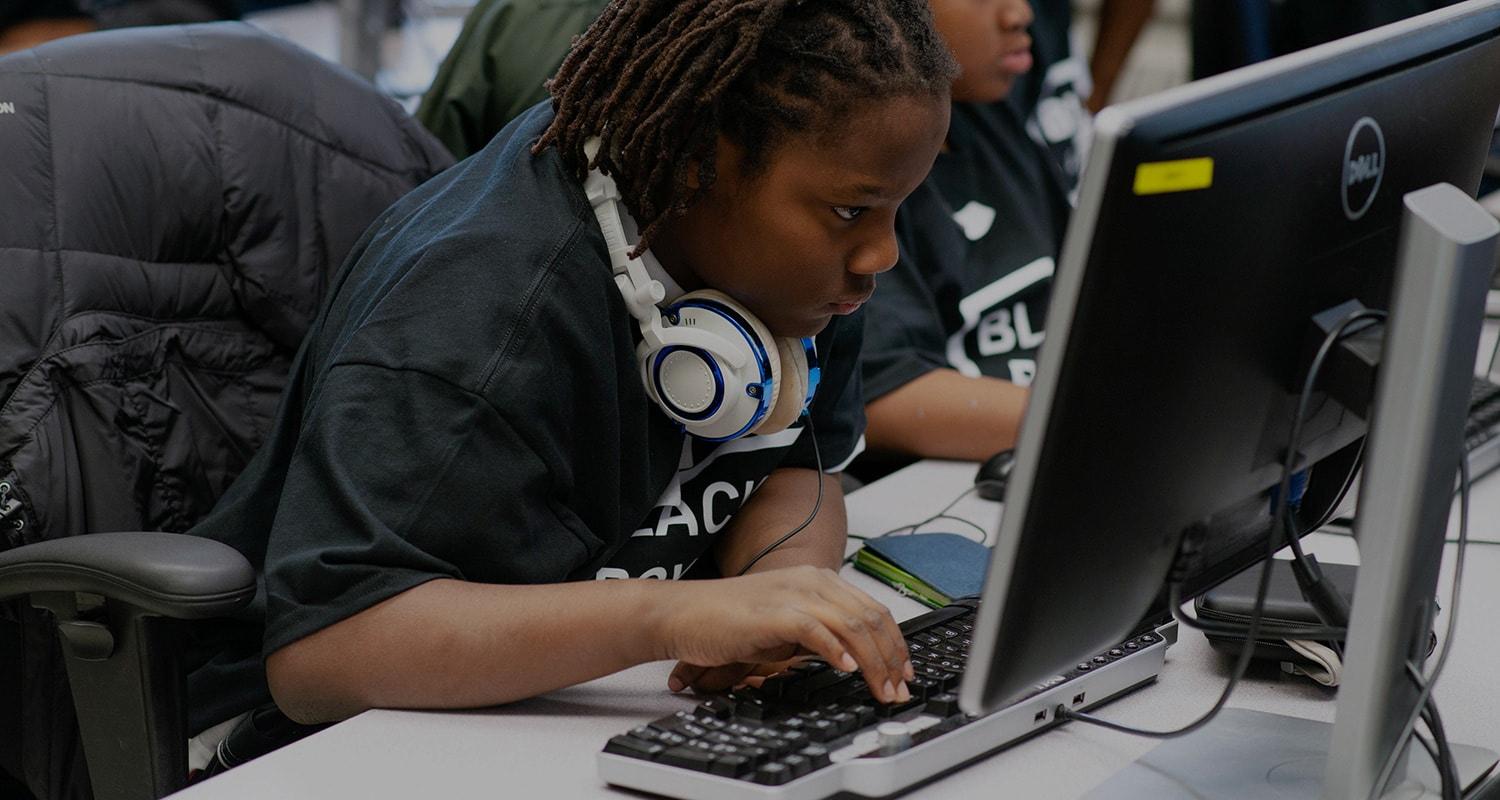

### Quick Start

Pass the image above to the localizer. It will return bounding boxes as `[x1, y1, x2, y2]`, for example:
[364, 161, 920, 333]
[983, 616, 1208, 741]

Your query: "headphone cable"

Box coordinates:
[736, 413, 825, 576]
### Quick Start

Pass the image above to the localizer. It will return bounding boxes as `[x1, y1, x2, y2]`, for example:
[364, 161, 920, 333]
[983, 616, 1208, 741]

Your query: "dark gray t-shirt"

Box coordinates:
[185, 104, 866, 732]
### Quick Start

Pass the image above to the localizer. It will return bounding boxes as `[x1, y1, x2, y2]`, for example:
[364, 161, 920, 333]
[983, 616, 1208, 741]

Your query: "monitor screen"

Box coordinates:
[962, 0, 1500, 714]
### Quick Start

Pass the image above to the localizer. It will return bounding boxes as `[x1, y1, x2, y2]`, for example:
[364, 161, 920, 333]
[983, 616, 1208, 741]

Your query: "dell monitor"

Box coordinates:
[960, 1, 1500, 797]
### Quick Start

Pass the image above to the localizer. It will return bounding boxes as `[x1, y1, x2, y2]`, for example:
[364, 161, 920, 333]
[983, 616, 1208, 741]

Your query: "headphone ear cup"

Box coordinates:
[663, 289, 782, 440]
[757, 336, 809, 435]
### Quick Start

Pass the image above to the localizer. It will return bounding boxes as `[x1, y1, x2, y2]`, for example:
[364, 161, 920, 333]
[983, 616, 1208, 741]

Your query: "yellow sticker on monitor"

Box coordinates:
[1133, 158, 1215, 195]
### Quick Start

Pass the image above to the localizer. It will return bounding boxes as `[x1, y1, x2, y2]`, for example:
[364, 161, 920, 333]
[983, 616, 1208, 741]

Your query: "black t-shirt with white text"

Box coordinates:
[861, 101, 1070, 403]
[184, 103, 866, 732]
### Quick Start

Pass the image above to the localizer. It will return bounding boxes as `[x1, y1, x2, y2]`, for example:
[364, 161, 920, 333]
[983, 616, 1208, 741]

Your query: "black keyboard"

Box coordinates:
[598, 600, 1174, 799]
[1466, 376, 1500, 481]
[1466, 375, 1500, 449]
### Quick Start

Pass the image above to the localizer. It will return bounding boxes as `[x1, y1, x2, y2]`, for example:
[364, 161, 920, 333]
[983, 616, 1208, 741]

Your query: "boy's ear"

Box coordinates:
[686, 135, 742, 191]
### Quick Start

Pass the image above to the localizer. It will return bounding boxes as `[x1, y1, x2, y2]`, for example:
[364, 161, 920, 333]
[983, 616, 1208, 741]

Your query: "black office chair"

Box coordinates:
[0, 23, 452, 800]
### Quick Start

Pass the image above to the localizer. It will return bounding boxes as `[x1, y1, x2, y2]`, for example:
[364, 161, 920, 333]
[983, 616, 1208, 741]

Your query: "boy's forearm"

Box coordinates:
[716, 468, 848, 575]
[863, 369, 1027, 461]
[266, 577, 676, 724]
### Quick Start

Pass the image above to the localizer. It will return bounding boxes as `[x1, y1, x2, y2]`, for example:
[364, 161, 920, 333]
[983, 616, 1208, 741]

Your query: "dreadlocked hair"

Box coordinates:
[533, 0, 958, 254]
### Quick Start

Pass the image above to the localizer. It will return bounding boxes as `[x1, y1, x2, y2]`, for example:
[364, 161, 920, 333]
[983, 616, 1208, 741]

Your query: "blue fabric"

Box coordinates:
[863, 533, 989, 601]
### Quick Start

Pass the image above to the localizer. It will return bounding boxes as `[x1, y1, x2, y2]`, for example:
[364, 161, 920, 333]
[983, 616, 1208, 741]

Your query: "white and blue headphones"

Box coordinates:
[583, 139, 820, 442]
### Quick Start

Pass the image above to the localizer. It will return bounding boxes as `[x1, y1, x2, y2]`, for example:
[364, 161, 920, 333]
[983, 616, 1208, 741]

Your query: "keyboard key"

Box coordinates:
[781, 754, 812, 778]
[651, 730, 688, 747]
[604, 735, 665, 760]
[628, 726, 662, 742]
[709, 754, 753, 777]
[815, 678, 869, 706]
[787, 669, 855, 702]
[658, 745, 717, 771]
[652, 712, 708, 739]
[695, 698, 735, 720]
[798, 745, 832, 769]
[741, 745, 773, 766]
[752, 762, 794, 785]
[778, 729, 811, 750]
[804, 718, 839, 742]
[846, 703, 878, 728]
[924, 693, 962, 717]
[753, 734, 794, 757]
[874, 697, 925, 718]
[908, 677, 940, 700]
[731, 696, 770, 720]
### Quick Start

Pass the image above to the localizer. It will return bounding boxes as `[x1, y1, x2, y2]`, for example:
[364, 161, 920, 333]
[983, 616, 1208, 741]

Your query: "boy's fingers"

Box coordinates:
[668, 662, 708, 692]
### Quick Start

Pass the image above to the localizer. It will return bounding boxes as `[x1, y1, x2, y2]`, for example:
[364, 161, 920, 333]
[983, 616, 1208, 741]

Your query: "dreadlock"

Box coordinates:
[533, 0, 958, 254]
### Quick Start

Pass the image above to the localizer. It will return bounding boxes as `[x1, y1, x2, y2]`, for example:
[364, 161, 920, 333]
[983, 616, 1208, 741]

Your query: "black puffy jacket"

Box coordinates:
[0, 23, 452, 799]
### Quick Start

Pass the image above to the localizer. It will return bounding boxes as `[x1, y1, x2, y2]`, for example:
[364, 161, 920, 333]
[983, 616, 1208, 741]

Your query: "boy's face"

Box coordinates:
[931, 0, 1035, 104]
[652, 93, 950, 340]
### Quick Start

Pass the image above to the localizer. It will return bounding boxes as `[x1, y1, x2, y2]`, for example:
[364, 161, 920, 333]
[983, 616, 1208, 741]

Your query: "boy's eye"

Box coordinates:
[832, 206, 867, 222]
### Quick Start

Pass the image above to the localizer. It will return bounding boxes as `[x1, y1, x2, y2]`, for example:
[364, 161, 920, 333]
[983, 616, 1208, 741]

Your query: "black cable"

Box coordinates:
[1302, 437, 1368, 533]
[1423, 694, 1460, 800]
[1413, 723, 1449, 800]
[1281, 512, 1352, 654]
[1274, 313, 1386, 642]
[1061, 309, 1384, 738]
[736, 414, 824, 577]
[847, 484, 989, 544]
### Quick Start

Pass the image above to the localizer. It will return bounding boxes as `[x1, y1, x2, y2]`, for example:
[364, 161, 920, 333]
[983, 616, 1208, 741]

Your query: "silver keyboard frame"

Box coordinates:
[598, 622, 1174, 800]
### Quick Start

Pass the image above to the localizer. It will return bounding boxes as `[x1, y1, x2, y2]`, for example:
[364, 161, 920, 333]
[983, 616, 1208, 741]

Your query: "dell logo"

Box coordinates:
[0, 103, 14, 115]
[1341, 117, 1385, 221]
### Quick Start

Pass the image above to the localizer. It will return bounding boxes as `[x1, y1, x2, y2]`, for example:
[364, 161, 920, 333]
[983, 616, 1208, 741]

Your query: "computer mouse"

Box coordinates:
[974, 448, 1016, 501]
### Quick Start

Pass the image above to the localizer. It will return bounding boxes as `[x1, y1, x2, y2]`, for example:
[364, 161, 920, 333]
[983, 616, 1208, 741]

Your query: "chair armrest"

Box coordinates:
[0, 532, 254, 618]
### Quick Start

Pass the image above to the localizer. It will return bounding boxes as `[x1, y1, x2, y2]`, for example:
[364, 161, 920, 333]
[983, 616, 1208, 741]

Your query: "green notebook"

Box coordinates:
[852, 533, 990, 609]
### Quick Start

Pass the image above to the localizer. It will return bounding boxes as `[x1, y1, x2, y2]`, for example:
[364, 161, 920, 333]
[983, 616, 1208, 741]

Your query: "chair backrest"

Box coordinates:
[0, 22, 452, 799]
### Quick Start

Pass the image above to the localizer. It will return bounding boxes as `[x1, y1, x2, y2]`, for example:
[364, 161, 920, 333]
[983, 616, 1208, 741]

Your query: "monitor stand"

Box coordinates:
[1090, 185, 1500, 800]
[1086, 708, 1496, 799]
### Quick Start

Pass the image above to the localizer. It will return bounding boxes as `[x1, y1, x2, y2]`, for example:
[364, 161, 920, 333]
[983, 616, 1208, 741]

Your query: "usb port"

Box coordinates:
[1071, 692, 1086, 706]
[1033, 709, 1047, 723]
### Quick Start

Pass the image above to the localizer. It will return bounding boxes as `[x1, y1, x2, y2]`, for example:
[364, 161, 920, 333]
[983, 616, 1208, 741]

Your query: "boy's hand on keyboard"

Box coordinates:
[658, 566, 914, 704]
[666, 657, 795, 695]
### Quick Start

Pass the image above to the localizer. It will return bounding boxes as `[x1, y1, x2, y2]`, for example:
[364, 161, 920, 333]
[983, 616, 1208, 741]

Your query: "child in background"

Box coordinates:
[856, 0, 1080, 476]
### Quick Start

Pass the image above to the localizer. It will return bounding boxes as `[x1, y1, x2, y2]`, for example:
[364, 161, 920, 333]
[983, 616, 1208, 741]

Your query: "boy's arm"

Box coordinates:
[1088, 0, 1158, 113]
[713, 467, 848, 576]
[266, 558, 914, 724]
[864, 368, 1028, 461]
[664, 467, 915, 699]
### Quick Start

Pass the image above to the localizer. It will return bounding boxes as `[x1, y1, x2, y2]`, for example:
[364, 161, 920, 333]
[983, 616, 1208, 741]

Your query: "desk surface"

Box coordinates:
[173, 460, 1500, 800]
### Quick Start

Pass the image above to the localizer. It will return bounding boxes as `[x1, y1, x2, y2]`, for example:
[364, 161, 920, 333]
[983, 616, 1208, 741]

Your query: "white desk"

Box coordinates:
[172, 460, 1500, 800]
